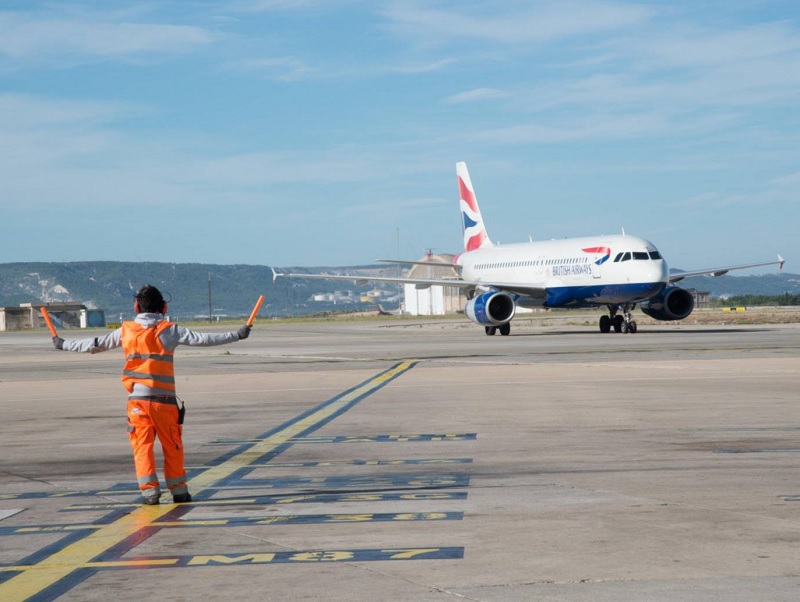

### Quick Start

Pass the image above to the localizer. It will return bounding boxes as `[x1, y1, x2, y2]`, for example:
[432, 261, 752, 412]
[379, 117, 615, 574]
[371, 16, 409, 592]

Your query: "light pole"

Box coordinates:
[208, 273, 212, 322]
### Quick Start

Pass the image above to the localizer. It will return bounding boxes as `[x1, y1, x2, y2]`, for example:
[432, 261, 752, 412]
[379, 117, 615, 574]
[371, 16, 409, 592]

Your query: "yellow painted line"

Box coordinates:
[188, 361, 415, 493]
[14, 526, 101, 534]
[0, 361, 416, 602]
[1, 558, 180, 572]
[85, 559, 180, 569]
[63, 498, 259, 510]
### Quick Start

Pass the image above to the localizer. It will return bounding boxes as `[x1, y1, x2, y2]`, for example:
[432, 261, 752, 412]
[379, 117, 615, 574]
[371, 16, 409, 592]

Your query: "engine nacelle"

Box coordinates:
[465, 291, 516, 326]
[640, 286, 695, 321]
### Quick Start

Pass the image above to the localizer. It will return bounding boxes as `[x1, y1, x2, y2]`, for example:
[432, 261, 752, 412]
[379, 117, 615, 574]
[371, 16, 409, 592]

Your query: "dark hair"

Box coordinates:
[134, 285, 165, 313]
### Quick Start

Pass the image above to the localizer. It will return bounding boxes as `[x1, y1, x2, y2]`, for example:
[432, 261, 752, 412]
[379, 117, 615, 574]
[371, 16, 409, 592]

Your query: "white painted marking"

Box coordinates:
[0, 509, 24, 521]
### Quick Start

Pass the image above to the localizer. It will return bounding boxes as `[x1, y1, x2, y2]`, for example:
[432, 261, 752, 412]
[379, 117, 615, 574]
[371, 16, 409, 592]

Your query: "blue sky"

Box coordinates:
[1, 1, 798, 272]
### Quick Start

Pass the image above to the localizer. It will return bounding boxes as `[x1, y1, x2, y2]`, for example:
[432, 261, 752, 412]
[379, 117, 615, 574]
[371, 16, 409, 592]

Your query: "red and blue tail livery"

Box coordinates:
[458, 162, 491, 252]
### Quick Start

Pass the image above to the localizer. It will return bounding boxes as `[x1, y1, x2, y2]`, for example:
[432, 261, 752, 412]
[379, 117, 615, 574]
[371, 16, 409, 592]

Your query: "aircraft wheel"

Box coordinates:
[599, 315, 611, 333]
[613, 315, 624, 333]
[620, 321, 629, 334]
[499, 323, 511, 336]
[485, 326, 497, 336]
[629, 320, 637, 334]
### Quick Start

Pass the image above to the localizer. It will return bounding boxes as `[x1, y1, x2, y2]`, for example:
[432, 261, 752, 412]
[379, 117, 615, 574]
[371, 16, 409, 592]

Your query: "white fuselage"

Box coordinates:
[457, 234, 669, 307]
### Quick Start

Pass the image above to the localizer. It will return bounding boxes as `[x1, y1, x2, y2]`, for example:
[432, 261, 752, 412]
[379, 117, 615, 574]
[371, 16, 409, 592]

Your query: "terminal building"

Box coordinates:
[0, 302, 106, 332]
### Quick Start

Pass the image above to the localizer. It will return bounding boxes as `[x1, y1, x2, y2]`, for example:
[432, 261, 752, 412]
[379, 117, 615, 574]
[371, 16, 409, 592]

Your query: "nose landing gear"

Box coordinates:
[599, 303, 638, 334]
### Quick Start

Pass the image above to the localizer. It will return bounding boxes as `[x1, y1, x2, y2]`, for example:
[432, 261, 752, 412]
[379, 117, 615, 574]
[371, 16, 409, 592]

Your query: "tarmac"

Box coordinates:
[1, 315, 800, 601]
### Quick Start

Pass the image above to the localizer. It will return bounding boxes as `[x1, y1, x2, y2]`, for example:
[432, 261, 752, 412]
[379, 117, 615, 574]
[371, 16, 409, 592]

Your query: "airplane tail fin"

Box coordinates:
[457, 162, 493, 252]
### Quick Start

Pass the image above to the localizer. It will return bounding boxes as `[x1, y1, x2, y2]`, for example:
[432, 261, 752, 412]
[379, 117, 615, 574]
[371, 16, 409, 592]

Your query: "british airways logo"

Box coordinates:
[582, 246, 611, 265]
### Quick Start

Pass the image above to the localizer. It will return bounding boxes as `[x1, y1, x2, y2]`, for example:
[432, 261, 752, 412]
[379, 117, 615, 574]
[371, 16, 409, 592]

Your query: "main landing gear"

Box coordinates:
[485, 323, 511, 336]
[599, 303, 638, 334]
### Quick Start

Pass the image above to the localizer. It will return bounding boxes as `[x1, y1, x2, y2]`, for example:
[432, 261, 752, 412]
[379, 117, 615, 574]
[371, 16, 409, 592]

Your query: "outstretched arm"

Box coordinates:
[170, 296, 258, 347]
[168, 324, 250, 348]
[57, 329, 123, 353]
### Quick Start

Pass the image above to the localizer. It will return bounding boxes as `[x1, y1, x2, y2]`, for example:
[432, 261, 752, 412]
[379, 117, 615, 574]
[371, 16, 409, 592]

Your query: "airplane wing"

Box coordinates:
[376, 258, 462, 270]
[669, 255, 785, 283]
[272, 268, 546, 297]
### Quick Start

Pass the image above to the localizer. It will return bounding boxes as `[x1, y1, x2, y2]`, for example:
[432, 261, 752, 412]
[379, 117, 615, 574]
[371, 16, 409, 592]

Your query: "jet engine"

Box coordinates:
[465, 291, 516, 326]
[640, 286, 694, 321]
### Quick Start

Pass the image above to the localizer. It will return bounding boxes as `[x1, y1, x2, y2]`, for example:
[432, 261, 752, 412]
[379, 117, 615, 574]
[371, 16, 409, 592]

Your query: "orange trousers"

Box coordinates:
[126, 398, 188, 499]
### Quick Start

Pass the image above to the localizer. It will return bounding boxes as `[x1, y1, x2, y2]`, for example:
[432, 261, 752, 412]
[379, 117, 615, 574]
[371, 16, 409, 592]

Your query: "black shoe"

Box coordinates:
[172, 493, 192, 504]
[142, 496, 160, 505]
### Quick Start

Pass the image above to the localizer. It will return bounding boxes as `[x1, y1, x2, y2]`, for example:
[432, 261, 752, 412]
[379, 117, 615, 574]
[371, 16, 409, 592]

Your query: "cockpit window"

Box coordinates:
[610, 250, 663, 262]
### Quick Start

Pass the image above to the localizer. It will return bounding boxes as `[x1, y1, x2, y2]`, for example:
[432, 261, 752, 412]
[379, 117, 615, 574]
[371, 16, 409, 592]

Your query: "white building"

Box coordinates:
[0, 302, 106, 332]
[403, 253, 463, 316]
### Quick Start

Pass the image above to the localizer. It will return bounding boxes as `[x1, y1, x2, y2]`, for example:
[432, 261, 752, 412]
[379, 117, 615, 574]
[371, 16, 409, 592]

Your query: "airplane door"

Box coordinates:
[592, 262, 601, 278]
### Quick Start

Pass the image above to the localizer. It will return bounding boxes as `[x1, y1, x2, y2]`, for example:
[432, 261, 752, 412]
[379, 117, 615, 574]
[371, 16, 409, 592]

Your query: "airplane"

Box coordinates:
[274, 162, 784, 335]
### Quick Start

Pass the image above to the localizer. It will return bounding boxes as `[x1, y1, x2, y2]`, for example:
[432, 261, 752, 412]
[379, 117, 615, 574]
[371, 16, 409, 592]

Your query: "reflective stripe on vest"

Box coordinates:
[126, 353, 174, 362]
[121, 321, 176, 393]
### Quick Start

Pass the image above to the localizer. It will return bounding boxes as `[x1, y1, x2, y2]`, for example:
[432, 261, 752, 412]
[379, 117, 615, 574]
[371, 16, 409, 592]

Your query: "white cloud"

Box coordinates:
[0, 93, 135, 129]
[473, 17, 800, 150]
[770, 171, 800, 189]
[0, 93, 146, 175]
[471, 112, 672, 144]
[229, 0, 340, 13]
[0, 92, 430, 212]
[0, 11, 215, 65]
[390, 58, 456, 74]
[679, 169, 800, 210]
[605, 21, 800, 109]
[637, 21, 800, 68]
[232, 54, 453, 82]
[382, 0, 654, 46]
[443, 87, 507, 104]
[232, 56, 318, 80]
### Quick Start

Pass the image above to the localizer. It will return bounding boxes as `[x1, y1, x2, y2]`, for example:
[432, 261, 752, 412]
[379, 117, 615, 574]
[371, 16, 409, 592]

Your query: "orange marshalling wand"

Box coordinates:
[247, 295, 264, 326]
[40, 307, 58, 337]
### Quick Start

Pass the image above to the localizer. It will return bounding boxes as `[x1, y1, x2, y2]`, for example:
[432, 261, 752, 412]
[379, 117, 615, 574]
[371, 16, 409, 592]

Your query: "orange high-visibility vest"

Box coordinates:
[121, 321, 176, 393]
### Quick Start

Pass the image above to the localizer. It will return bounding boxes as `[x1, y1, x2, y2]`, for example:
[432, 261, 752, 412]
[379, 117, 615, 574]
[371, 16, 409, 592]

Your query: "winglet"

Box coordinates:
[779, 255, 785, 270]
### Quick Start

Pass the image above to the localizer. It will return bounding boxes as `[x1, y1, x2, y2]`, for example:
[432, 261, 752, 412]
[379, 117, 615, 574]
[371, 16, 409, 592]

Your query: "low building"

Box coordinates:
[403, 253, 463, 316]
[692, 290, 710, 309]
[0, 302, 106, 332]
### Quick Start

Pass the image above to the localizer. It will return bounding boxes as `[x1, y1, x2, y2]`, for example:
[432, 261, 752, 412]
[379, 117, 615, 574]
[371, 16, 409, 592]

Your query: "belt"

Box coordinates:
[128, 395, 178, 405]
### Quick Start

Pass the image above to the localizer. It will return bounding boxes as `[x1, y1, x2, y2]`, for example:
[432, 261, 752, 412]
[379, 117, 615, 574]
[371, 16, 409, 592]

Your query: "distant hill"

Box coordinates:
[0, 262, 796, 320]
[0, 262, 402, 321]
[674, 272, 800, 298]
